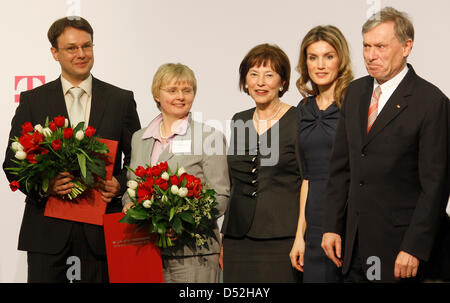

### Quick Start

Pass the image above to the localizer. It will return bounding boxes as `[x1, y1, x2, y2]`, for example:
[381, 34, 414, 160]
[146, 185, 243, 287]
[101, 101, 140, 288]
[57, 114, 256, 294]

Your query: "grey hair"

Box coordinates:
[362, 7, 414, 43]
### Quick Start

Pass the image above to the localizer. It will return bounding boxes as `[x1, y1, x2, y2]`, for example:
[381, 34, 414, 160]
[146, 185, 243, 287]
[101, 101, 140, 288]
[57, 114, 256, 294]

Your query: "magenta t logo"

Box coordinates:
[14, 76, 46, 103]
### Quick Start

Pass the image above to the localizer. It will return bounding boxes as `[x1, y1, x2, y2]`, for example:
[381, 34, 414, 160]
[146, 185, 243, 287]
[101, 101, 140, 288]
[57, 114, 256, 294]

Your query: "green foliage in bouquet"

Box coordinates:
[120, 162, 219, 248]
[6, 116, 109, 200]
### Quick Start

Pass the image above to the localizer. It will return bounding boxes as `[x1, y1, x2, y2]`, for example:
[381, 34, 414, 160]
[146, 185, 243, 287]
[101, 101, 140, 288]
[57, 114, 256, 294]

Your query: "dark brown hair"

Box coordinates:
[47, 16, 94, 48]
[239, 43, 291, 97]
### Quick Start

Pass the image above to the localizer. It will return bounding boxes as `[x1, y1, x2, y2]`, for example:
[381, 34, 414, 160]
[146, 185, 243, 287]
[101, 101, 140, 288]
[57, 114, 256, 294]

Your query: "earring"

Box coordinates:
[279, 87, 283, 92]
[245, 84, 248, 89]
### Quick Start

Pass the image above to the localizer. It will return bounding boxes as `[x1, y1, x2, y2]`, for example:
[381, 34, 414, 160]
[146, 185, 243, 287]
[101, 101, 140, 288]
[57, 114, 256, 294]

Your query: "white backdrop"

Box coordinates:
[1, 0, 449, 282]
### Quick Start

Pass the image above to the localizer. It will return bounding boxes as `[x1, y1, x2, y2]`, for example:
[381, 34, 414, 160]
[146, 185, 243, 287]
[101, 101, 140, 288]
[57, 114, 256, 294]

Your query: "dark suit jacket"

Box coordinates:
[222, 107, 302, 238]
[323, 65, 448, 282]
[3, 76, 141, 256]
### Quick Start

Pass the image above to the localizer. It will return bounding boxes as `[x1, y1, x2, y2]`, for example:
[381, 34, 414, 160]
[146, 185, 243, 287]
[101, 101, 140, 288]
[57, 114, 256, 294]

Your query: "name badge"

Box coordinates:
[171, 140, 191, 154]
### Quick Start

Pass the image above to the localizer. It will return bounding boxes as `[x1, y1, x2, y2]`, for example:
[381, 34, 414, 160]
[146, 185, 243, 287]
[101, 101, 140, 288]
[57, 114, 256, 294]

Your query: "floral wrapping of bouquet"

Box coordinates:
[6, 116, 110, 200]
[121, 162, 219, 248]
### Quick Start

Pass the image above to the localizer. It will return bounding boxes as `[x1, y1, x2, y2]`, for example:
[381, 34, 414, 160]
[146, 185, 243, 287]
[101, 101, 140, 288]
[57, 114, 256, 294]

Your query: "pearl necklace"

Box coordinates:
[254, 101, 282, 121]
[160, 122, 171, 140]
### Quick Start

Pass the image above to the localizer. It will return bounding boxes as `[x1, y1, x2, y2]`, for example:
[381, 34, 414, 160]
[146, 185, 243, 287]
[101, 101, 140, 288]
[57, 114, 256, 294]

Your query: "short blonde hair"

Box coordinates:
[151, 63, 197, 110]
[296, 25, 353, 108]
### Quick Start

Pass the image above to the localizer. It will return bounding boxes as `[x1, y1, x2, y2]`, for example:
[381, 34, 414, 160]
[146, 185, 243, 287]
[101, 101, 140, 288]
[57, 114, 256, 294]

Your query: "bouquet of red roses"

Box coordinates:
[6, 116, 109, 200]
[121, 162, 218, 248]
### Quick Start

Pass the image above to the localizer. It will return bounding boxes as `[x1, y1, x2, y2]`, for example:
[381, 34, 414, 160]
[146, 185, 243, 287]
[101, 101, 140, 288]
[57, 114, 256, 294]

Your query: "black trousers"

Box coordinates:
[27, 222, 108, 283]
[343, 232, 368, 283]
[344, 231, 423, 283]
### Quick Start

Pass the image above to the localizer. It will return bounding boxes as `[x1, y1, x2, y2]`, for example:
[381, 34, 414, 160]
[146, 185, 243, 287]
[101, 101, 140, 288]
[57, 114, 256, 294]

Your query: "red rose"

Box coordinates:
[19, 133, 34, 150]
[9, 181, 20, 192]
[134, 166, 147, 178]
[159, 162, 168, 172]
[49, 122, 57, 132]
[54, 116, 65, 128]
[63, 128, 73, 139]
[31, 131, 44, 145]
[19, 131, 44, 153]
[26, 153, 37, 164]
[137, 178, 154, 202]
[40, 148, 49, 155]
[169, 175, 179, 186]
[155, 177, 169, 191]
[193, 182, 202, 198]
[21, 122, 34, 134]
[85, 126, 96, 137]
[52, 139, 62, 151]
[179, 173, 188, 182]
[145, 167, 153, 178]
[186, 175, 195, 185]
[151, 166, 162, 177]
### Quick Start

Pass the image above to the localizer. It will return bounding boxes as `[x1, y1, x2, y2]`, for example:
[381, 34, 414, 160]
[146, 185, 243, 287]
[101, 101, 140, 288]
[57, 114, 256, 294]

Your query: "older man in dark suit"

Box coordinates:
[321, 7, 448, 283]
[2, 17, 141, 282]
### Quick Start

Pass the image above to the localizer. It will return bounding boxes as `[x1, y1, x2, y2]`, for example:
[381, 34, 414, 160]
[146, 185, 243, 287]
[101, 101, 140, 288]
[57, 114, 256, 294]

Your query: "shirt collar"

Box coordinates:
[142, 113, 191, 140]
[61, 74, 93, 97]
[374, 64, 409, 93]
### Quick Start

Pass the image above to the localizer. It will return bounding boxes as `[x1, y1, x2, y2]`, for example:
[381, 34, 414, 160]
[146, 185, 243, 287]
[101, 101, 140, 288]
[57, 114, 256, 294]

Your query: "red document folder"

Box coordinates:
[103, 213, 164, 283]
[44, 138, 118, 226]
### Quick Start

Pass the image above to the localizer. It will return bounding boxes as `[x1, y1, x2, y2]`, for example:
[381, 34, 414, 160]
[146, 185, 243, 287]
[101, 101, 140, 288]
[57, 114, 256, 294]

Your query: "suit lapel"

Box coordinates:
[88, 77, 108, 129]
[358, 77, 374, 142]
[141, 137, 155, 165]
[48, 78, 69, 119]
[363, 65, 416, 147]
[158, 145, 175, 163]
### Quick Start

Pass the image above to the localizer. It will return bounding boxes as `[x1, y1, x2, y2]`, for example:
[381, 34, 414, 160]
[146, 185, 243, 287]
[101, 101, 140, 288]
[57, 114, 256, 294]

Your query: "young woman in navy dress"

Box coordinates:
[289, 25, 353, 282]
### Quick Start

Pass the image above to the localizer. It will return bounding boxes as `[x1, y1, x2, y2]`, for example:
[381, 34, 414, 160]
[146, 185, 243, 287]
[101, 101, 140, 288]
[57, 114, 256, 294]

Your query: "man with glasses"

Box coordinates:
[3, 16, 141, 282]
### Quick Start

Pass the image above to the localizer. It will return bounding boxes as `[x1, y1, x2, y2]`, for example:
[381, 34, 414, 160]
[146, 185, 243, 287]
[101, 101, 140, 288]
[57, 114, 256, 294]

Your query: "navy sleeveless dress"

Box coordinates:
[297, 96, 342, 283]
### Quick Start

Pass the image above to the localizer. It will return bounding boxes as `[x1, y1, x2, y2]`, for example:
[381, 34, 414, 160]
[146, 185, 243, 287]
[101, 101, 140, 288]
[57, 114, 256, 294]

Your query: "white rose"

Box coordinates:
[34, 124, 44, 134]
[178, 187, 188, 198]
[64, 118, 69, 128]
[126, 187, 136, 198]
[42, 127, 52, 137]
[127, 180, 138, 190]
[171, 185, 179, 195]
[75, 130, 84, 141]
[161, 172, 169, 181]
[15, 150, 27, 160]
[142, 200, 152, 208]
[177, 167, 186, 176]
[11, 142, 24, 152]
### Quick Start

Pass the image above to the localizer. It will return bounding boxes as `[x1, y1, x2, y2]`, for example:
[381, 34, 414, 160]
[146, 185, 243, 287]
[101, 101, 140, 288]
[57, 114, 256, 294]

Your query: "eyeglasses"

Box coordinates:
[57, 43, 94, 54]
[160, 87, 194, 95]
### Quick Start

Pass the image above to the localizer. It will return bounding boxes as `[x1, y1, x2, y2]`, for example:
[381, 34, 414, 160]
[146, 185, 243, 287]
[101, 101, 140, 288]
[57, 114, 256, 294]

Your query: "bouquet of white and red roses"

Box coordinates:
[6, 116, 109, 200]
[121, 162, 218, 248]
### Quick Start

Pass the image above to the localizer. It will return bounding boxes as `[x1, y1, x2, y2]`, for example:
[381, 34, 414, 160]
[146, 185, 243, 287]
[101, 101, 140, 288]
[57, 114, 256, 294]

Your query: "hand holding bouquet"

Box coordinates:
[6, 116, 110, 200]
[121, 162, 218, 248]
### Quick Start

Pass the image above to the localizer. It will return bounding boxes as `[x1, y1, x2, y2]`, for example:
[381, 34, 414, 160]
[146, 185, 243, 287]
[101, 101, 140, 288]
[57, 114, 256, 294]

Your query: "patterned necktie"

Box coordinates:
[367, 85, 382, 133]
[69, 87, 85, 128]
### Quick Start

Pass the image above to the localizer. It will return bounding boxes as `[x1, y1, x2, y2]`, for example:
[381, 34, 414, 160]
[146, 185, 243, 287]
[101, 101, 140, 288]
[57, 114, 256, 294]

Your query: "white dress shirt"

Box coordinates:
[373, 65, 409, 113]
[61, 74, 93, 126]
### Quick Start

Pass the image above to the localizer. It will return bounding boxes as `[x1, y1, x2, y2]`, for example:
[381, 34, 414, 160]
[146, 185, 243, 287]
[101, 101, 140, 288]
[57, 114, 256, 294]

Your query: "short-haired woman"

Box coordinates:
[221, 44, 302, 283]
[123, 63, 230, 283]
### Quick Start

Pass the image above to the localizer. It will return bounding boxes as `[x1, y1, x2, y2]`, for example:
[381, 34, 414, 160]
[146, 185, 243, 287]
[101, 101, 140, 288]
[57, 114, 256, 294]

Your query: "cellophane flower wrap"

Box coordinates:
[5, 116, 109, 200]
[120, 162, 218, 248]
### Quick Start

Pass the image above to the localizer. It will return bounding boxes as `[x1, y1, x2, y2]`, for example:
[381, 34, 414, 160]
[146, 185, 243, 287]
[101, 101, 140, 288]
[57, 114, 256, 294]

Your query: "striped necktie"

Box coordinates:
[367, 85, 382, 133]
